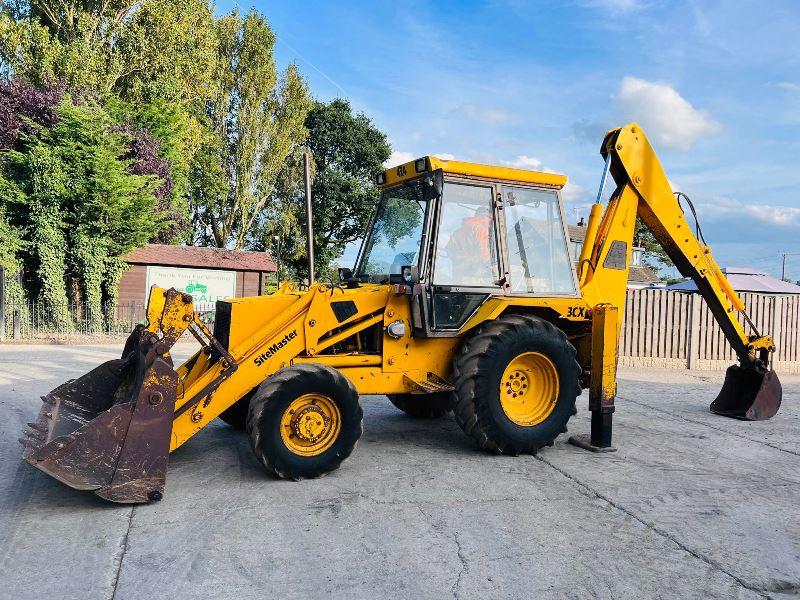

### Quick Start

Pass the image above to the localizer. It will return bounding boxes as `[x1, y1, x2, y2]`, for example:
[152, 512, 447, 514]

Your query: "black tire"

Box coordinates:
[218, 389, 255, 430]
[247, 363, 363, 480]
[387, 392, 452, 418]
[453, 314, 581, 455]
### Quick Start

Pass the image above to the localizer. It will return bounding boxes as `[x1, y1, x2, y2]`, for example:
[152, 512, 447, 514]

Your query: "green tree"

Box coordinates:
[262, 98, 390, 278]
[0, 183, 27, 324]
[635, 217, 674, 271]
[190, 10, 311, 249]
[1, 97, 163, 329]
[0, 0, 135, 90]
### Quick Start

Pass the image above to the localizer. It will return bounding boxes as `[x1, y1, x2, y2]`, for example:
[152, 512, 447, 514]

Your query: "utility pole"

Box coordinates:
[303, 152, 315, 286]
[273, 234, 282, 286]
[780, 252, 800, 281]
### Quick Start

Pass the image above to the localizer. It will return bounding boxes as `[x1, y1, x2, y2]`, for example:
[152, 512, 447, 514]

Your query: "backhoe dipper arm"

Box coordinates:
[581, 123, 774, 368]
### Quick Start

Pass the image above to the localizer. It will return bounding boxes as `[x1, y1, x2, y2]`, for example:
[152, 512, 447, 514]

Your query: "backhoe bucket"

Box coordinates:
[710, 365, 782, 421]
[19, 288, 194, 503]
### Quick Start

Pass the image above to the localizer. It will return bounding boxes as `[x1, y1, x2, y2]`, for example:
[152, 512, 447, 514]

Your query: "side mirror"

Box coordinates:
[401, 265, 419, 284]
[338, 267, 360, 288]
[422, 169, 444, 201]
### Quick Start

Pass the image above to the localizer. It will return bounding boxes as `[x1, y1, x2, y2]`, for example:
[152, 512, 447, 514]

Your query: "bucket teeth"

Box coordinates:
[41, 395, 55, 405]
[18, 437, 39, 449]
[27, 421, 48, 433]
[22, 427, 45, 442]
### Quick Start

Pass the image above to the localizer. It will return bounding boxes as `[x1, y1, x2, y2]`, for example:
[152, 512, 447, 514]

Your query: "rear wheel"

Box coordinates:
[247, 364, 363, 480]
[453, 314, 581, 455]
[387, 392, 451, 418]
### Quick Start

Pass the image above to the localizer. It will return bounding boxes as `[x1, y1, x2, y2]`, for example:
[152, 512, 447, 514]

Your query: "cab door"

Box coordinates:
[425, 180, 505, 332]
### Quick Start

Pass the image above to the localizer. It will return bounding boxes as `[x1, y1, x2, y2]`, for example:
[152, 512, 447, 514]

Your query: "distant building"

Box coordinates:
[119, 244, 276, 307]
[567, 220, 662, 289]
[668, 267, 800, 294]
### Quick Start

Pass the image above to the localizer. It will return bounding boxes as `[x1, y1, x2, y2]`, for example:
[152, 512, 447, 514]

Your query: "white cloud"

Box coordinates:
[699, 198, 800, 228]
[454, 103, 511, 124]
[614, 76, 722, 150]
[433, 152, 456, 161]
[774, 82, 800, 92]
[561, 181, 586, 203]
[384, 151, 414, 168]
[501, 155, 543, 169]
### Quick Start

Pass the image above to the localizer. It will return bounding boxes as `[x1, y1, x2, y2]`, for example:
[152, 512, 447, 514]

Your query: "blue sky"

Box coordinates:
[225, 0, 800, 279]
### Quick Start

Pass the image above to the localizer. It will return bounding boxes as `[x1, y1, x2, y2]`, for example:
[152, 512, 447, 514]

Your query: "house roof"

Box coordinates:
[124, 244, 276, 272]
[629, 265, 662, 284]
[668, 267, 800, 294]
[568, 224, 587, 242]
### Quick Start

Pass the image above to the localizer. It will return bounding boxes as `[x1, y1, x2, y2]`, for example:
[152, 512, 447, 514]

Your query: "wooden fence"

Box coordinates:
[619, 289, 800, 372]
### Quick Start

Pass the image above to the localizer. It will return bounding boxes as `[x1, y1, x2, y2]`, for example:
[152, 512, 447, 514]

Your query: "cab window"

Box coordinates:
[503, 186, 576, 294]
[433, 183, 499, 287]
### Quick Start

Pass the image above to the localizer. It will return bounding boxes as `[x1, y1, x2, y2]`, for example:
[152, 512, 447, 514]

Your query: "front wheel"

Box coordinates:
[247, 364, 363, 480]
[453, 314, 581, 455]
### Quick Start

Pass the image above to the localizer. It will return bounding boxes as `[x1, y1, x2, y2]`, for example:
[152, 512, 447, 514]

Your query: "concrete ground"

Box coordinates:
[0, 343, 798, 600]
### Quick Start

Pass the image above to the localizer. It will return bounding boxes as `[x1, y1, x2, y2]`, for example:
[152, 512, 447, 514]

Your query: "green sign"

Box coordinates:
[146, 266, 236, 306]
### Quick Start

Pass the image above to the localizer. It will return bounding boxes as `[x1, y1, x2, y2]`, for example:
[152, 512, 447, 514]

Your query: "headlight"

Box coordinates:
[375, 172, 387, 185]
[402, 265, 413, 283]
[414, 158, 427, 173]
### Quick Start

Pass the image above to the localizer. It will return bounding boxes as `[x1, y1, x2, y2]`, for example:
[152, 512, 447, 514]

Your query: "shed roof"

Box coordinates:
[124, 244, 276, 272]
[668, 268, 800, 294]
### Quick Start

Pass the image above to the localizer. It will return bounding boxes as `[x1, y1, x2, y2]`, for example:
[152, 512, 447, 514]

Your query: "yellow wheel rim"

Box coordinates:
[279, 394, 341, 457]
[500, 352, 559, 427]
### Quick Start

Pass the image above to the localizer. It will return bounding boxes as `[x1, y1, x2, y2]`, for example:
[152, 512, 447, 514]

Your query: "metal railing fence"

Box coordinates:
[1, 300, 217, 340]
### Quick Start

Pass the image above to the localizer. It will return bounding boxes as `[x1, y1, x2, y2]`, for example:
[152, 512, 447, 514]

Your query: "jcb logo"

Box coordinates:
[566, 306, 590, 318]
[396, 165, 407, 177]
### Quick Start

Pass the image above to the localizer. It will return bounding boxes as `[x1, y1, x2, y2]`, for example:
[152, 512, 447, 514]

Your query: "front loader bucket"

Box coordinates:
[710, 365, 782, 421]
[19, 288, 194, 503]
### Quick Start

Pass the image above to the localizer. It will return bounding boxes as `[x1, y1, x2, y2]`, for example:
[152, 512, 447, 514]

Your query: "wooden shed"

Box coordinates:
[119, 244, 276, 309]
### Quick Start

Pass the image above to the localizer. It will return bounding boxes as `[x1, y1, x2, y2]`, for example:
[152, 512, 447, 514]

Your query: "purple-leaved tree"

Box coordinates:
[0, 79, 66, 149]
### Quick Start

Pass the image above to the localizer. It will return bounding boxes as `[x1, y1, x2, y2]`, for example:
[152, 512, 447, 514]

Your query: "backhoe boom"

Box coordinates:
[579, 123, 781, 421]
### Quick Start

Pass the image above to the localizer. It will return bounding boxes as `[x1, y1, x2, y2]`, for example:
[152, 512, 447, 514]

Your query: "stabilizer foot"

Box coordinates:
[567, 434, 617, 453]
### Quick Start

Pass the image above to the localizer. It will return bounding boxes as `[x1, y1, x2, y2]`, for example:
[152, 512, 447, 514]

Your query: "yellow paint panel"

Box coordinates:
[430, 157, 567, 188]
[382, 156, 567, 188]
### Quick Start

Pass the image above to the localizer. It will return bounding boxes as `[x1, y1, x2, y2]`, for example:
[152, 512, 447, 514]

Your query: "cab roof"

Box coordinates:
[378, 155, 567, 189]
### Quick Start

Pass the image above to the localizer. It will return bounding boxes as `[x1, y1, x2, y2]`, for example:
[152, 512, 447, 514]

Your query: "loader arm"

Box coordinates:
[579, 123, 781, 421]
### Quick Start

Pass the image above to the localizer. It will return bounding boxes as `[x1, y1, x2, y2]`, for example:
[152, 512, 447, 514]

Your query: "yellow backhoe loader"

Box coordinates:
[20, 124, 782, 503]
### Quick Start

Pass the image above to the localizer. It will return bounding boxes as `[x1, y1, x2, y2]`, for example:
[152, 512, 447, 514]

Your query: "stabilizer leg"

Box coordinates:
[569, 304, 618, 453]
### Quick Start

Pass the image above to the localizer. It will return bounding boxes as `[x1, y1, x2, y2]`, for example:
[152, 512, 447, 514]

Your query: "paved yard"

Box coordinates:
[0, 343, 798, 599]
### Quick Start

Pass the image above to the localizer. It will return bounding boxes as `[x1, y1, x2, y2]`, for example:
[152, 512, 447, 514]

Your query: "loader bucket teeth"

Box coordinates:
[710, 365, 782, 421]
[19, 288, 193, 503]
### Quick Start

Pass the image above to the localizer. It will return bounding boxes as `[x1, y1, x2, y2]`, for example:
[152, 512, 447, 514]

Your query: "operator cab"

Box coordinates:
[353, 156, 578, 336]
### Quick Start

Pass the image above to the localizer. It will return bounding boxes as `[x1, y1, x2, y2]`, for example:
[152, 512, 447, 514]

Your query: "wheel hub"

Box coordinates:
[290, 405, 331, 443]
[500, 352, 559, 427]
[280, 394, 341, 457]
